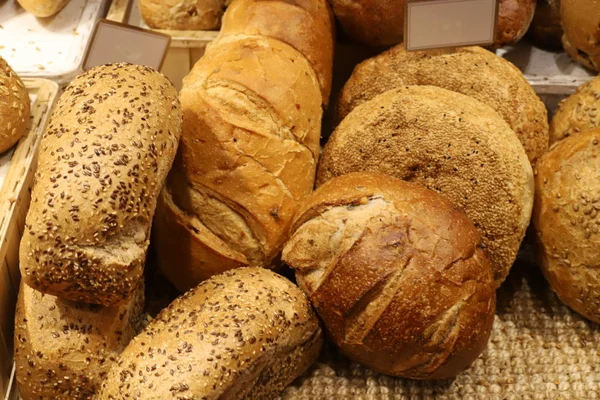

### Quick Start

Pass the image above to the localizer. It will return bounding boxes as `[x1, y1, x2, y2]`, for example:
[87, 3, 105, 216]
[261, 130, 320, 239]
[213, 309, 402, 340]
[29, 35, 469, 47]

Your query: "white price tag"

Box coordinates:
[83, 20, 171, 71]
[405, 0, 498, 51]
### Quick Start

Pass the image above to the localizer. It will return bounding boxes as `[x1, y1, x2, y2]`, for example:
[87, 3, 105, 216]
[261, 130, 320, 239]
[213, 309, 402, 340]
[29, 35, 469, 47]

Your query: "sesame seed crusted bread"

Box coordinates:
[14, 281, 144, 400]
[19, 63, 182, 306]
[16, 0, 70, 17]
[282, 172, 495, 379]
[335, 45, 549, 164]
[139, 0, 228, 30]
[96, 267, 323, 400]
[534, 128, 600, 323]
[318, 86, 534, 287]
[0, 56, 30, 154]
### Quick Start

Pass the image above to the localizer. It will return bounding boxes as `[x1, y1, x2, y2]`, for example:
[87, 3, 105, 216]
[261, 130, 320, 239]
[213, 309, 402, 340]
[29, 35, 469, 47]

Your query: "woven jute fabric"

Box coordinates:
[280, 247, 600, 399]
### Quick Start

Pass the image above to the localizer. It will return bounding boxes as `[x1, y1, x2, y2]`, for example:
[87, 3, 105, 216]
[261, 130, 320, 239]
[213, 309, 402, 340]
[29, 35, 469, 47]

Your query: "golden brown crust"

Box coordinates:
[283, 172, 495, 379]
[561, 0, 600, 72]
[96, 267, 323, 399]
[494, 0, 536, 47]
[534, 128, 600, 323]
[335, 45, 549, 164]
[320, 85, 534, 287]
[16, 0, 70, 17]
[0, 57, 30, 154]
[15, 283, 144, 400]
[529, 0, 562, 50]
[19, 63, 182, 306]
[139, 0, 227, 30]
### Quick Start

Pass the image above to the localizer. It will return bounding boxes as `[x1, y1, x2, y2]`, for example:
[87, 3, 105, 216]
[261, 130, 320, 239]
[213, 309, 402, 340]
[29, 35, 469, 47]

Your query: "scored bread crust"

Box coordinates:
[19, 63, 182, 306]
[560, 0, 600, 72]
[283, 172, 495, 379]
[534, 128, 600, 323]
[96, 267, 323, 400]
[16, 0, 70, 17]
[139, 0, 227, 30]
[0, 57, 30, 154]
[319, 85, 534, 287]
[335, 45, 548, 164]
[15, 282, 144, 400]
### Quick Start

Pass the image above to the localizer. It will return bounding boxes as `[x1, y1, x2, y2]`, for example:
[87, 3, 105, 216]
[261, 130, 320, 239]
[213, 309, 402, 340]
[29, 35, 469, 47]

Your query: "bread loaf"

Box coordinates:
[139, 0, 228, 30]
[19, 63, 182, 306]
[219, 0, 334, 106]
[96, 267, 322, 399]
[283, 172, 495, 379]
[0, 57, 30, 153]
[319, 86, 534, 287]
[528, 0, 562, 50]
[335, 45, 548, 164]
[534, 128, 600, 323]
[550, 76, 600, 144]
[17, 0, 70, 17]
[561, 0, 600, 71]
[494, 0, 536, 47]
[154, 32, 324, 291]
[15, 282, 144, 400]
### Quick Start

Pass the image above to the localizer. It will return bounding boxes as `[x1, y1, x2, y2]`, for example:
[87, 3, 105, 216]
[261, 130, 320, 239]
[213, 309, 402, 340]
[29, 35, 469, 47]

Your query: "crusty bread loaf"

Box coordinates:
[550, 76, 600, 144]
[17, 0, 70, 17]
[0, 57, 30, 154]
[529, 0, 562, 50]
[534, 128, 600, 323]
[96, 267, 322, 399]
[219, 0, 334, 106]
[15, 282, 144, 400]
[494, 0, 536, 47]
[139, 0, 228, 30]
[283, 172, 495, 379]
[561, 0, 600, 71]
[335, 45, 548, 164]
[154, 33, 322, 291]
[319, 86, 534, 287]
[19, 63, 182, 306]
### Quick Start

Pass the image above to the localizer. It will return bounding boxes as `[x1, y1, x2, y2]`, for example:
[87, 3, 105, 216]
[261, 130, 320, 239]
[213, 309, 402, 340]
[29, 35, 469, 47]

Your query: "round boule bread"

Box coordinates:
[96, 267, 323, 399]
[561, 0, 600, 71]
[335, 45, 548, 164]
[494, 0, 536, 47]
[550, 76, 600, 144]
[139, 0, 227, 30]
[283, 172, 496, 379]
[15, 282, 144, 400]
[319, 86, 534, 287]
[17, 0, 70, 17]
[19, 63, 182, 306]
[0, 57, 30, 153]
[534, 128, 600, 323]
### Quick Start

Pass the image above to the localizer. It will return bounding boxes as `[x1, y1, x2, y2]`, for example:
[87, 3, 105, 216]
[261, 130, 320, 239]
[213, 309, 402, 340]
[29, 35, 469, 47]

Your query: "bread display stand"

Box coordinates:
[0, 79, 59, 400]
[0, 0, 109, 84]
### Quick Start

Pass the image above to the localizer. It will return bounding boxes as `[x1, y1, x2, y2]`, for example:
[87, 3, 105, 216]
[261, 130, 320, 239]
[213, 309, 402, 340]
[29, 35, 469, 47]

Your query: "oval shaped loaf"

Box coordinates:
[15, 282, 144, 400]
[139, 0, 227, 30]
[335, 45, 548, 164]
[319, 86, 534, 287]
[0, 57, 30, 153]
[19, 63, 182, 306]
[17, 0, 70, 17]
[96, 267, 323, 399]
[283, 172, 495, 379]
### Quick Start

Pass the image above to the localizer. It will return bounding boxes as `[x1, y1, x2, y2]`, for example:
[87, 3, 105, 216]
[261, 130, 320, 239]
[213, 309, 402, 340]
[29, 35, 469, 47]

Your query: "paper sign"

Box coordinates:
[83, 20, 171, 71]
[405, 0, 498, 51]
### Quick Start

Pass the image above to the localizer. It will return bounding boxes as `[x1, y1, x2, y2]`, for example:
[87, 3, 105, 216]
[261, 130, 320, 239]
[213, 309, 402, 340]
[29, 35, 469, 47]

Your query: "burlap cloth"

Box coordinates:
[279, 246, 600, 399]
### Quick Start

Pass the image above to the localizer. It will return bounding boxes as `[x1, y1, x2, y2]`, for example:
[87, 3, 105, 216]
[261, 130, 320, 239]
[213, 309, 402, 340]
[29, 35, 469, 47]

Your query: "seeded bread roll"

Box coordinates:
[139, 0, 228, 30]
[319, 86, 534, 287]
[494, 0, 536, 47]
[534, 128, 600, 323]
[0, 57, 30, 153]
[96, 267, 322, 399]
[17, 0, 70, 17]
[550, 76, 600, 144]
[15, 282, 144, 400]
[19, 63, 182, 306]
[336, 45, 548, 164]
[283, 172, 495, 379]
[561, 0, 600, 72]
[529, 0, 562, 50]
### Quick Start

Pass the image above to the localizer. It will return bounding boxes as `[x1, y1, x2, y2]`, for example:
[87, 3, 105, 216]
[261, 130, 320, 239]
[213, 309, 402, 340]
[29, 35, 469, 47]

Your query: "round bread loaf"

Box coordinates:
[528, 0, 562, 50]
[534, 128, 600, 323]
[550, 76, 600, 144]
[15, 282, 144, 400]
[19, 63, 182, 306]
[96, 267, 323, 399]
[335, 45, 548, 164]
[139, 0, 227, 30]
[319, 86, 534, 287]
[494, 0, 536, 47]
[283, 172, 496, 379]
[561, 0, 600, 71]
[0, 57, 30, 154]
[17, 0, 70, 17]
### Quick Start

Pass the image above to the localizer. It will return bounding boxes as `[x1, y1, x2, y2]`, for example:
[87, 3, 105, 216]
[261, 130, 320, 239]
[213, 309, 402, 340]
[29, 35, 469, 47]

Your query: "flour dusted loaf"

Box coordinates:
[561, 0, 600, 71]
[17, 0, 70, 17]
[0, 57, 30, 153]
[336, 45, 548, 164]
[283, 172, 495, 379]
[139, 0, 228, 30]
[15, 282, 144, 400]
[319, 86, 534, 287]
[96, 267, 322, 399]
[19, 63, 182, 306]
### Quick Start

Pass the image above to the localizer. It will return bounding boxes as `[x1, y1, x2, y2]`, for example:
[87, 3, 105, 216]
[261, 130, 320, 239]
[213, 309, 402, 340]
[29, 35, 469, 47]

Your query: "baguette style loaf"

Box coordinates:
[0, 57, 30, 153]
[19, 63, 182, 306]
[17, 0, 70, 17]
[15, 282, 144, 400]
[96, 268, 322, 400]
